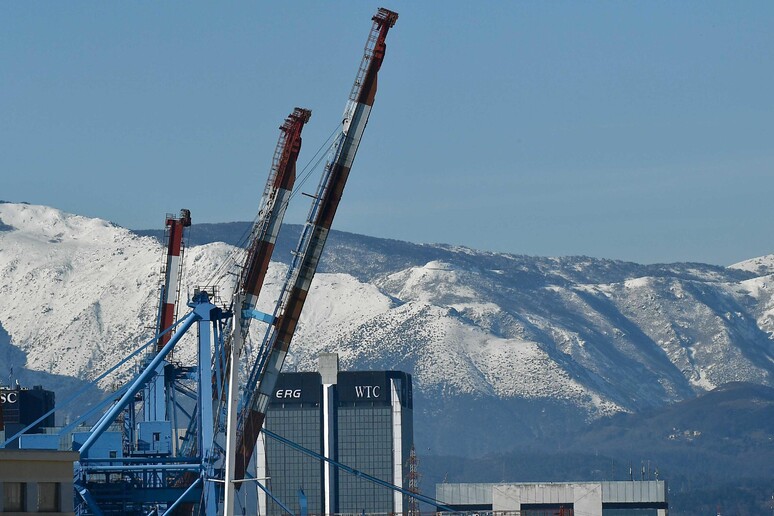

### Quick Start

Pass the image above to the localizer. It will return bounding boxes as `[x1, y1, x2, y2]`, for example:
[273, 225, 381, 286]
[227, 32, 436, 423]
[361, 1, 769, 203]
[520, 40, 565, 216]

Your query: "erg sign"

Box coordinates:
[275, 389, 302, 399]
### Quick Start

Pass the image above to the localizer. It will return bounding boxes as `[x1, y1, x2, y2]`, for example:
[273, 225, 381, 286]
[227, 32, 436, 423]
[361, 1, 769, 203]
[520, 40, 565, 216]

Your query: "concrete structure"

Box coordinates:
[0, 449, 79, 515]
[255, 353, 413, 516]
[437, 481, 668, 516]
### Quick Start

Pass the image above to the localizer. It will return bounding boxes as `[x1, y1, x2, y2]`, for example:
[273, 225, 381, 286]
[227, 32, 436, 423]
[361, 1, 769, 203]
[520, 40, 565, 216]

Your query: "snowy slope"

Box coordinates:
[731, 254, 774, 275]
[2, 203, 774, 454]
[316, 244, 774, 411]
[0, 203, 242, 387]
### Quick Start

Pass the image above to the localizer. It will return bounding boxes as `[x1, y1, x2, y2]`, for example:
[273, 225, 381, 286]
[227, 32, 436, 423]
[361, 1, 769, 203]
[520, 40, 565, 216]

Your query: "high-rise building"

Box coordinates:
[256, 354, 413, 515]
[0, 384, 55, 448]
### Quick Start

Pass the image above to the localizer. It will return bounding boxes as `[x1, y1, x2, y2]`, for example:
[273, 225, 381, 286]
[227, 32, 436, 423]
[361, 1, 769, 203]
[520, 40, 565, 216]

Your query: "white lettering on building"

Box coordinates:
[0, 392, 18, 404]
[354, 385, 381, 398]
[275, 389, 301, 399]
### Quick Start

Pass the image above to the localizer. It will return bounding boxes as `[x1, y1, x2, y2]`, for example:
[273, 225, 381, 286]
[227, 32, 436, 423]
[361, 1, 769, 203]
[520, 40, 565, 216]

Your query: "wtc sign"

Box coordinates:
[354, 385, 381, 399]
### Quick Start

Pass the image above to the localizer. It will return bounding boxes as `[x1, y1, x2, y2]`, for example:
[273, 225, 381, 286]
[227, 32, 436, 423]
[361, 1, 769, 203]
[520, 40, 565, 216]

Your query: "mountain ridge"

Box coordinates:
[2, 203, 774, 456]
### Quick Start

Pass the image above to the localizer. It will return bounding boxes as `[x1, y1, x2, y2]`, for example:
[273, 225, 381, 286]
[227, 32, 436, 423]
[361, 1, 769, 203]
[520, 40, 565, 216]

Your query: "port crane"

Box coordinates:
[65, 102, 317, 515]
[232, 6, 400, 484]
[0, 8, 403, 515]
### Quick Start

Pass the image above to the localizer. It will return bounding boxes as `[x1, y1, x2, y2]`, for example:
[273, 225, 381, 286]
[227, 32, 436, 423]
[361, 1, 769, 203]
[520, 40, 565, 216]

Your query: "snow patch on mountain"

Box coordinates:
[0, 204, 159, 382]
[731, 254, 774, 276]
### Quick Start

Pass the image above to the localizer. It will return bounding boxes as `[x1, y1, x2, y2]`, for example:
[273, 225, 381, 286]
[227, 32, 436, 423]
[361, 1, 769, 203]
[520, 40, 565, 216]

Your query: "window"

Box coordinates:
[38, 482, 60, 512]
[3, 482, 25, 512]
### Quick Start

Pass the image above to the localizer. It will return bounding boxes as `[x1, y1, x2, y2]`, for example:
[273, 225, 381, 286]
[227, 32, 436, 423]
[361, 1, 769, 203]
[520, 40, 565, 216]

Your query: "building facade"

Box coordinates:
[256, 354, 413, 516]
[0, 449, 79, 515]
[436, 481, 668, 516]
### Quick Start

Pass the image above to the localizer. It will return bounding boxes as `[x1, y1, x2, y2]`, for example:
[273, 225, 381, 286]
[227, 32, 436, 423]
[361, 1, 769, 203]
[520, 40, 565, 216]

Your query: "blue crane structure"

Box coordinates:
[64, 100, 315, 515]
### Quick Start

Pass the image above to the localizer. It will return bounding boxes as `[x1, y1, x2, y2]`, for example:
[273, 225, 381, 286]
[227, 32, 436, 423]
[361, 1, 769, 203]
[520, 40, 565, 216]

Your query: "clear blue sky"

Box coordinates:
[2, 2, 773, 265]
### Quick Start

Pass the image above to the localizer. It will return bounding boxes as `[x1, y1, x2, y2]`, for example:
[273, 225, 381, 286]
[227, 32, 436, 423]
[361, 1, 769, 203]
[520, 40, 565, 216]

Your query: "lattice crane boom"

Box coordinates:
[240, 108, 312, 318]
[233, 7, 399, 481]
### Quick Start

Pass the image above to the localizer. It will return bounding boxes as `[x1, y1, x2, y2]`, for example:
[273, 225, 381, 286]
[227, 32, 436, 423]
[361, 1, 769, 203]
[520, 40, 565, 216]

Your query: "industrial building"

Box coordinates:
[436, 481, 668, 516]
[255, 353, 414, 516]
[0, 449, 79, 514]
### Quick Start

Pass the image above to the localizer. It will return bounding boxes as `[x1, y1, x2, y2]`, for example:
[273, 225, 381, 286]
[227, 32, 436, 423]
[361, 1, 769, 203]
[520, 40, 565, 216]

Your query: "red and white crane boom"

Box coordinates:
[233, 7, 399, 481]
[158, 209, 191, 351]
[239, 108, 312, 320]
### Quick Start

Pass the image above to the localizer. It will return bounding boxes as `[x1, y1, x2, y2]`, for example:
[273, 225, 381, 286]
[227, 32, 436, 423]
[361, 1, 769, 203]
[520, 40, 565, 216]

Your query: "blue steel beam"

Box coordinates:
[80, 464, 200, 472]
[74, 483, 106, 516]
[2, 315, 188, 449]
[79, 310, 199, 457]
[57, 382, 131, 438]
[89, 381, 133, 431]
[162, 477, 202, 516]
[242, 308, 276, 325]
[79, 457, 197, 464]
[190, 292, 221, 516]
[254, 478, 294, 516]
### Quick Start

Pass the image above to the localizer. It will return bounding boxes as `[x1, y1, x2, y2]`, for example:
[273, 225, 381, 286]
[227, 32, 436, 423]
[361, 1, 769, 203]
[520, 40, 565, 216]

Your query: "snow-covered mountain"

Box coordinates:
[2, 202, 773, 455]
